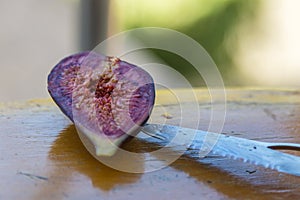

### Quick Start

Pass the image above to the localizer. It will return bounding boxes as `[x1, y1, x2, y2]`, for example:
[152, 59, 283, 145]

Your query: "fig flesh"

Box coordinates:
[48, 52, 155, 156]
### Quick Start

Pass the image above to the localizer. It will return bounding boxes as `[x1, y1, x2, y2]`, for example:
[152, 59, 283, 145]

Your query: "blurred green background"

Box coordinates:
[0, 0, 299, 101]
[113, 0, 260, 86]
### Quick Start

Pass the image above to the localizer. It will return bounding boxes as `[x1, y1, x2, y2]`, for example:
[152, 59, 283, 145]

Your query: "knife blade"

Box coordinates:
[142, 123, 300, 176]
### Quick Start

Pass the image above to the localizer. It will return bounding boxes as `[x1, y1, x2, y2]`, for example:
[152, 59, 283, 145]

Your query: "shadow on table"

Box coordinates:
[48, 125, 142, 191]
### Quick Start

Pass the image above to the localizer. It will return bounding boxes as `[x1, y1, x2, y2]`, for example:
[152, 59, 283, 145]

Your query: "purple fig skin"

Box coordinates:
[48, 51, 155, 141]
[48, 51, 103, 121]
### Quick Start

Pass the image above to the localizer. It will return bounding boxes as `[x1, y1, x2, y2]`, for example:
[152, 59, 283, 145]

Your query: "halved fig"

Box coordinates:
[48, 51, 155, 156]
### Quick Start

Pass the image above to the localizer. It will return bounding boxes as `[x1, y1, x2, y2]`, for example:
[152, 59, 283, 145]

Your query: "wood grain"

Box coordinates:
[1, 88, 300, 200]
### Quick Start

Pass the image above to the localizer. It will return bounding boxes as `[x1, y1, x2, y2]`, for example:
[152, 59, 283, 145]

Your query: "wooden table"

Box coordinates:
[1, 88, 300, 199]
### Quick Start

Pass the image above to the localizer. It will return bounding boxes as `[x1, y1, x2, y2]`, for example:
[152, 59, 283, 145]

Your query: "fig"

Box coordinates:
[48, 51, 155, 156]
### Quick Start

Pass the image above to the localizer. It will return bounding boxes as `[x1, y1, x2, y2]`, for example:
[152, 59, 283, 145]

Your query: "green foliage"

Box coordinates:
[117, 0, 261, 86]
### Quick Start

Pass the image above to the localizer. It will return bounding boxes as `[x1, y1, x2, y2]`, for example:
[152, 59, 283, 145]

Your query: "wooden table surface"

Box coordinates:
[1, 88, 300, 200]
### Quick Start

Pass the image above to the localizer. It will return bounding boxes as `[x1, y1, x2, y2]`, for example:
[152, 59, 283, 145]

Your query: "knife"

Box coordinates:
[142, 123, 300, 176]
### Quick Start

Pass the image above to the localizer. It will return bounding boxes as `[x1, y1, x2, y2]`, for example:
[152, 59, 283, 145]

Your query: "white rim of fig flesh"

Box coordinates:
[76, 122, 142, 156]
